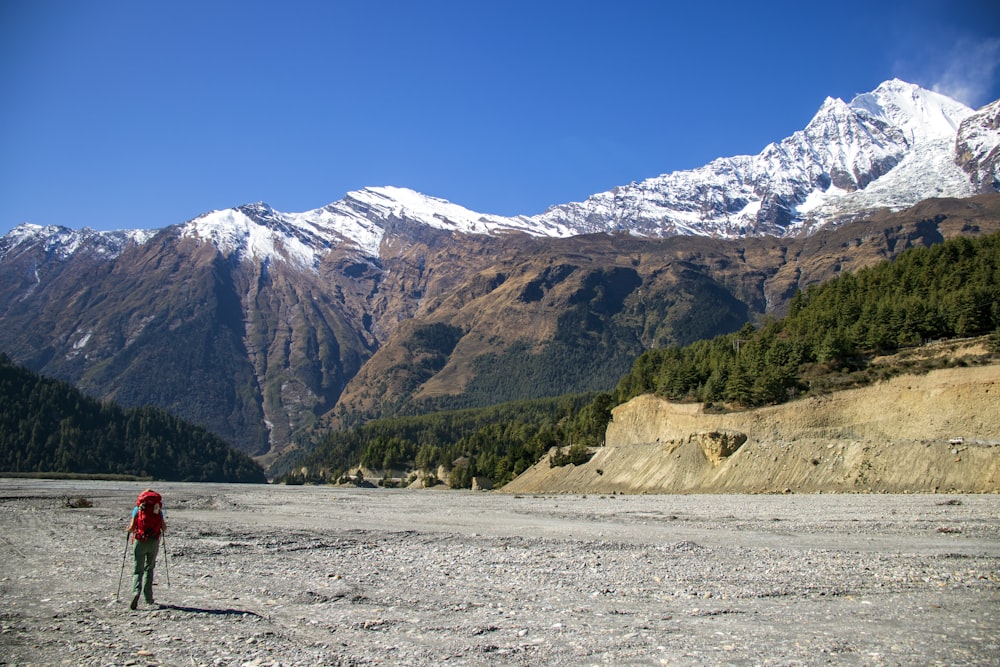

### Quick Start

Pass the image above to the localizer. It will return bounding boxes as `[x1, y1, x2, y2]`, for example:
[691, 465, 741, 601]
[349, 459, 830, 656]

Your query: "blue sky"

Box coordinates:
[2, 0, 998, 236]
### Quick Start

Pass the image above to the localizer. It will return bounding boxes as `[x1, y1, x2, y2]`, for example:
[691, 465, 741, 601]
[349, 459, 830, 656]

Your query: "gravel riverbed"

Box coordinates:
[1, 479, 998, 666]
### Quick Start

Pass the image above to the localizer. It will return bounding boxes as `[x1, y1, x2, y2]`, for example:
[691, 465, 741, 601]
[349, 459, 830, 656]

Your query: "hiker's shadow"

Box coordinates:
[156, 603, 263, 618]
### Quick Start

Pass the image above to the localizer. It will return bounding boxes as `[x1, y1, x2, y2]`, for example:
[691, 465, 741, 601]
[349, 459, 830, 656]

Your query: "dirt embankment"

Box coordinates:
[503, 364, 1000, 495]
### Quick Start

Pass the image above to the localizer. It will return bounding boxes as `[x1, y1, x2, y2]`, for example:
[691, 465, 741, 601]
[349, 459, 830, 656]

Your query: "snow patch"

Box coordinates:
[72, 332, 91, 350]
[796, 186, 849, 215]
[182, 208, 321, 270]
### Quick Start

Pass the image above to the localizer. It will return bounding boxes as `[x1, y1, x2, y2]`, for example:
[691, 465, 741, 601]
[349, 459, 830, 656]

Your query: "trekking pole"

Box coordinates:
[162, 532, 171, 589]
[115, 532, 130, 601]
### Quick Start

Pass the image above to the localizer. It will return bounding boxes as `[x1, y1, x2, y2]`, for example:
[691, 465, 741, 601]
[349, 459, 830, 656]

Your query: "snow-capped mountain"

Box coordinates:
[0, 223, 154, 261]
[3, 79, 997, 269]
[178, 187, 576, 269]
[2, 77, 1000, 463]
[164, 77, 997, 254]
[533, 79, 987, 237]
[956, 98, 1000, 193]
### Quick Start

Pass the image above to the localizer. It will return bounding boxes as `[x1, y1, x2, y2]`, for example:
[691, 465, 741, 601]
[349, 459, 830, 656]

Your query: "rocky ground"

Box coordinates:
[1, 479, 998, 666]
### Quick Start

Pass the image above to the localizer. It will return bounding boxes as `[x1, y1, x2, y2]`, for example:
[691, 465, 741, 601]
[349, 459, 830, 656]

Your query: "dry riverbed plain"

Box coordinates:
[1, 479, 998, 666]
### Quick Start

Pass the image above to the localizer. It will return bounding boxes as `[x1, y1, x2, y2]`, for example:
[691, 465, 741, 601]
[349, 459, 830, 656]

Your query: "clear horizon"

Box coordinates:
[2, 0, 998, 236]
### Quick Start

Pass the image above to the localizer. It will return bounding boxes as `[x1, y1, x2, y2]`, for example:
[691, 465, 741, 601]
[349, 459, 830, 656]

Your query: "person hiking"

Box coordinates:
[126, 489, 166, 609]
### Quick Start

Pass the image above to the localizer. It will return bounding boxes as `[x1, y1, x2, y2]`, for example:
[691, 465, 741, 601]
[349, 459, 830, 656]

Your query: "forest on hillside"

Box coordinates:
[614, 231, 1000, 407]
[285, 230, 1000, 488]
[0, 354, 267, 483]
[276, 393, 603, 487]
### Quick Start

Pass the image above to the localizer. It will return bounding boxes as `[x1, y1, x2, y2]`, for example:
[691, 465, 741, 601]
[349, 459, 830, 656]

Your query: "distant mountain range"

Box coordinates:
[1, 79, 998, 467]
[7, 80, 998, 260]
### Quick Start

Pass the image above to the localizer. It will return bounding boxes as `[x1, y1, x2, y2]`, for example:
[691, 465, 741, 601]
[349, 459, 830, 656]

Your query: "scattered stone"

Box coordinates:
[2, 479, 998, 666]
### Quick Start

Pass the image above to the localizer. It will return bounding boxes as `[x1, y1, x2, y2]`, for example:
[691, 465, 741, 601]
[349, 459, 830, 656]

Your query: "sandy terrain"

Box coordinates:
[506, 364, 1000, 495]
[1, 479, 998, 666]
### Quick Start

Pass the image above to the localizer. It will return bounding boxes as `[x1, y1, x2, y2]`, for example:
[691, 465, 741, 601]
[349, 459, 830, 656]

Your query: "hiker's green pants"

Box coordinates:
[132, 537, 159, 601]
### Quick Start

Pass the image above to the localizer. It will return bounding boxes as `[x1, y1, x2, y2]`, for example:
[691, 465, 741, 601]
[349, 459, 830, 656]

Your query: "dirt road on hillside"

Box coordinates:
[1, 479, 998, 666]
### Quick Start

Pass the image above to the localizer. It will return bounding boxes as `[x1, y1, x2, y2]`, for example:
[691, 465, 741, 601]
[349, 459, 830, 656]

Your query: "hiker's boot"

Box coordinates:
[130, 594, 139, 610]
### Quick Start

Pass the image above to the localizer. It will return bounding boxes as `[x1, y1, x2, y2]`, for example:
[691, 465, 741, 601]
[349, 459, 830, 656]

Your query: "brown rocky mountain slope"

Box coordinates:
[503, 354, 1000, 495]
[328, 194, 1000, 427]
[2, 195, 999, 465]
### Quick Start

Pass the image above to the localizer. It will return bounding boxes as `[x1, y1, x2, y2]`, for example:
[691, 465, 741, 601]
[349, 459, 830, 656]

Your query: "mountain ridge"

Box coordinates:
[1, 79, 998, 465]
[4, 80, 997, 265]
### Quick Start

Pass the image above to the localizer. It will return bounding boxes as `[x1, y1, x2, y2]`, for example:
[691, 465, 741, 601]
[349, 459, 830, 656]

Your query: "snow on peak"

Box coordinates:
[789, 81, 978, 226]
[182, 207, 323, 269]
[344, 186, 510, 232]
[849, 78, 973, 143]
[178, 186, 578, 270]
[342, 186, 575, 237]
[0, 223, 154, 260]
[531, 79, 989, 239]
[955, 98, 1000, 192]
[5, 79, 993, 264]
[815, 96, 851, 116]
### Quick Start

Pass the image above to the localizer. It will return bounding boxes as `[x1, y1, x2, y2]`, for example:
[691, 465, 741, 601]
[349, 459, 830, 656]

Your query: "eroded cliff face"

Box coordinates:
[502, 364, 1000, 494]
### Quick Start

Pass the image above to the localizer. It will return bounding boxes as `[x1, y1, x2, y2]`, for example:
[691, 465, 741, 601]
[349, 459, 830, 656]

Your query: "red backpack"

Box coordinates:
[134, 490, 164, 541]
